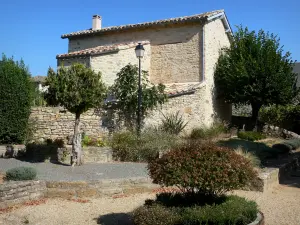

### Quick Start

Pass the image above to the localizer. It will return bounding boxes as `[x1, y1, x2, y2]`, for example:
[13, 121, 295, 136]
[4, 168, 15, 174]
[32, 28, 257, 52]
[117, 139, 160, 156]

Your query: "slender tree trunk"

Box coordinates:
[71, 112, 83, 166]
[251, 103, 262, 131]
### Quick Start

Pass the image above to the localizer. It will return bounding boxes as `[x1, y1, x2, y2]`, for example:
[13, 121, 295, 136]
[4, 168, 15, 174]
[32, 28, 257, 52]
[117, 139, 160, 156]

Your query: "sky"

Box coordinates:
[0, 0, 299, 76]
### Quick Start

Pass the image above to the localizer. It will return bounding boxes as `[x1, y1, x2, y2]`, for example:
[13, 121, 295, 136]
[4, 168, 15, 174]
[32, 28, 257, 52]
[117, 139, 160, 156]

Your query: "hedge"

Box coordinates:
[0, 55, 32, 144]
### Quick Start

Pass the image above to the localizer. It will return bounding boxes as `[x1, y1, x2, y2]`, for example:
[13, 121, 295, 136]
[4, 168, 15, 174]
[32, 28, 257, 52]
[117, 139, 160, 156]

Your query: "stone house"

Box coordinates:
[56, 9, 232, 130]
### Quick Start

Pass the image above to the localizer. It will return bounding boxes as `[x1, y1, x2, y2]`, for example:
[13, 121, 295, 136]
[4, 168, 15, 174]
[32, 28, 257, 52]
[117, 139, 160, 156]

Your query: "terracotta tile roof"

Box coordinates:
[57, 41, 150, 59]
[61, 9, 224, 39]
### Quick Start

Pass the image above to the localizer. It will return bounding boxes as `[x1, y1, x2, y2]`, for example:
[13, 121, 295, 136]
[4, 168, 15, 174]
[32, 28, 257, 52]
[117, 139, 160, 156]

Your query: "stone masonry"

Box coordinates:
[30, 107, 106, 142]
[0, 180, 46, 209]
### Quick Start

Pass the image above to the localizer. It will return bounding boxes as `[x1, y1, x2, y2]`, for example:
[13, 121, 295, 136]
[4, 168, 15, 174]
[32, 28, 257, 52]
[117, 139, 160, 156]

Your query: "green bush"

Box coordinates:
[110, 129, 178, 162]
[148, 142, 257, 196]
[0, 55, 32, 144]
[23, 139, 63, 162]
[237, 131, 266, 141]
[190, 122, 228, 139]
[132, 195, 258, 225]
[82, 134, 106, 147]
[259, 105, 300, 133]
[272, 143, 293, 154]
[160, 111, 188, 135]
[6, 167, 37, 181]
[283, 139, 300, 150]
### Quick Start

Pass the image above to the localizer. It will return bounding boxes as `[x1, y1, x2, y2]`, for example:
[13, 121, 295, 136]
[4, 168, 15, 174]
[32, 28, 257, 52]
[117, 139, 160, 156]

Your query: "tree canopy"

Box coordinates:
[110, 64, 167, 130]
[214, 26, 298, 120]
[0, 54, 32, 144]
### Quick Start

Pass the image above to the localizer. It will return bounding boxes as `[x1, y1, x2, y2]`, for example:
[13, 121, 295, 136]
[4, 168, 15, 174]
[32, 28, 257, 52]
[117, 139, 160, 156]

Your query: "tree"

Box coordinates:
[0, 54, 32, 144]
[110, 64, 167, 130]
[44, 64, 106, 165]
[214, 26, 298, 122]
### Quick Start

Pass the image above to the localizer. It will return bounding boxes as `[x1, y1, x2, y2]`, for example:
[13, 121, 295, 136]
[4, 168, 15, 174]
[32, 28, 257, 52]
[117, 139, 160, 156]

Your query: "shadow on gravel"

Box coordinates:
[96, 213, 132, 225]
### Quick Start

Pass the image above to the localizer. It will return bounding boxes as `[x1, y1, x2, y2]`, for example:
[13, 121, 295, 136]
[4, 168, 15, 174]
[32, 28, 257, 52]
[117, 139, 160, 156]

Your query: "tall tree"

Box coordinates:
[44, 64, 106, 165]
[110, 64, 167, 130]
[0, 54, 32, 144]
[215, 26, 298, 122]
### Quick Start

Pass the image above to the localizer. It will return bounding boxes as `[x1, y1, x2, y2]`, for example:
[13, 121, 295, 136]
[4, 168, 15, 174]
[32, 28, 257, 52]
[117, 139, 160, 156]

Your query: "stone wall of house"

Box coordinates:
[30, 107, 106, 142]
[58, 57, 90, 67]
[67, 24, 203, 84]
[0, 181, 46, 209]
[202, 18, 231, 126]
[91, 43, 151, 86]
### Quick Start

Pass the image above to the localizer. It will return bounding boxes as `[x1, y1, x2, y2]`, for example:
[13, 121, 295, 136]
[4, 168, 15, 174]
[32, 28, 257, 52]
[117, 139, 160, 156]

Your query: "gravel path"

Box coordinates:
[0, 158, 148, 181]
[1, 184, 300, 225]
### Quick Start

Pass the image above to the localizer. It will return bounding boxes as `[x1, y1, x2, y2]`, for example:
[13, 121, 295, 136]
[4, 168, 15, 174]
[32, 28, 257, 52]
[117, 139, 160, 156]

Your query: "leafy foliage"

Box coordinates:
[110, 129, 178, 162]
[110, 64, 167, 130]
[0, 54, 32, 144]
[259, 105, 300, 133]
[132, 195, 258, 225]
[6, 167, 37, 181]
[148, 142, 257, 196]
[237, 131, 266, 141]
[82, 134, 106, 147]
[44, 64, 106, 165]
[160, 111, 188, 135]
[44, 64, 106, 114]
[215, 26, 299, 120]
[189, 122, 228, 139]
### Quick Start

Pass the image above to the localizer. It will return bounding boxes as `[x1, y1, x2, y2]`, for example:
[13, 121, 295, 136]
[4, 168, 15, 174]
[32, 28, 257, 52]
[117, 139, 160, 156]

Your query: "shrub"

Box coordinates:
[23, 140, 63, 162]
[148, 142, 257, 196]
[237, 131, 266, 141]
[132, 195, 258, 225]
[132, 204, 180, 225]
[110, 129, 178, 162]
[160, 111, 188, 135]
[234, 146, 261, 168]
[0, 55, 32, 144]
[260, 105, 300, 134]
[283, 139, 300, 150]
[272, 143, 293, 154]
[82, 134, 106, 147]
[6, 167, 37, 181]
[190, 122, 228, 139]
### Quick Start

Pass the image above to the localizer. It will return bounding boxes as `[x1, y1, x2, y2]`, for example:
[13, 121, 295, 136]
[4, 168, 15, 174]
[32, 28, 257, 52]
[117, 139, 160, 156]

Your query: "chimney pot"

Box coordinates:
[92, 15, 101, 30]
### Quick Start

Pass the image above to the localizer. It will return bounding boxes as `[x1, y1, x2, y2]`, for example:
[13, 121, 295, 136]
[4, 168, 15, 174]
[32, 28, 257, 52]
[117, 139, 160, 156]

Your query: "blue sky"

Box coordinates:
[0, 0, 299, 76]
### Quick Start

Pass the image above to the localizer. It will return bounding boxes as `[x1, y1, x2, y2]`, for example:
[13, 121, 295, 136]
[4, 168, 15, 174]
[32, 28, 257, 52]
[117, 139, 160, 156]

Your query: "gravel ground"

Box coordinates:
[0, 158, 148, 181]
[1, 183, 300, 225]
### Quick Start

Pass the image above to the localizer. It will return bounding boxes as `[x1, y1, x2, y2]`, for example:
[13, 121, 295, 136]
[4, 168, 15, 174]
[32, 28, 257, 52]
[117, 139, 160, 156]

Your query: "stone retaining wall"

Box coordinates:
[0, 181, 46, 209]
[30, 107, 107, 142]
[46, 178, 159, 199]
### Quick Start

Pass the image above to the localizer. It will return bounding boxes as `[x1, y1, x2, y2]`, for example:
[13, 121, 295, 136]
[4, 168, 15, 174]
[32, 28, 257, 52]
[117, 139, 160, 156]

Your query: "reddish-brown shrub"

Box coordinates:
[148, 142, 257, 196]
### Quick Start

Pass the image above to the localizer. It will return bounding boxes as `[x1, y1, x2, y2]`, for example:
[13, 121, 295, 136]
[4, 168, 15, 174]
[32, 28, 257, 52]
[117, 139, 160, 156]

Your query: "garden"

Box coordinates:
[1, 25, 300, 225]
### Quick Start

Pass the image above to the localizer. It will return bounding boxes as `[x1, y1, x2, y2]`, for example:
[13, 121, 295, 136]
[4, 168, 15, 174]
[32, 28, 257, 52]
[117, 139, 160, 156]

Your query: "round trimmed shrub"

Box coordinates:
[148, 142, 257, 195]
[6, 166, 37, 181]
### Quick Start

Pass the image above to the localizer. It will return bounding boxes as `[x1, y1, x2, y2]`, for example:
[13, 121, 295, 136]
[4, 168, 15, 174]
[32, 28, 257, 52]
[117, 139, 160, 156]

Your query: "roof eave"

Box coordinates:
[61, 17, 208, 39]
[56, 49, 119, 59]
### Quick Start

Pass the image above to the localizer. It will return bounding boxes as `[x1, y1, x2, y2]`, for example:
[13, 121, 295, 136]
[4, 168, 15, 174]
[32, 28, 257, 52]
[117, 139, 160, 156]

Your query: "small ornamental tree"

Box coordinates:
[111, 64, 167, 130]
[215, 26, 299, 122]
[0, 54, 32, 144]
[44, 64, 106, 165]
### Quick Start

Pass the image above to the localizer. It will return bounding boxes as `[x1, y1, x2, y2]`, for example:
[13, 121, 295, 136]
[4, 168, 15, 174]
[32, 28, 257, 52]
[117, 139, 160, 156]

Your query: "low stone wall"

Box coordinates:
[46, 178, 159, 199]
[30, 107, 107, 142]
[58, 146, 113, 163]
[0, 181, 46, 209]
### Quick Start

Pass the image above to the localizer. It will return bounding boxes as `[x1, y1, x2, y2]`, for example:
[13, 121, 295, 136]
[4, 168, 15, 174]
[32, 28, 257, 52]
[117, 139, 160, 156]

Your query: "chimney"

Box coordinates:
[92, 15, 101, 30]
